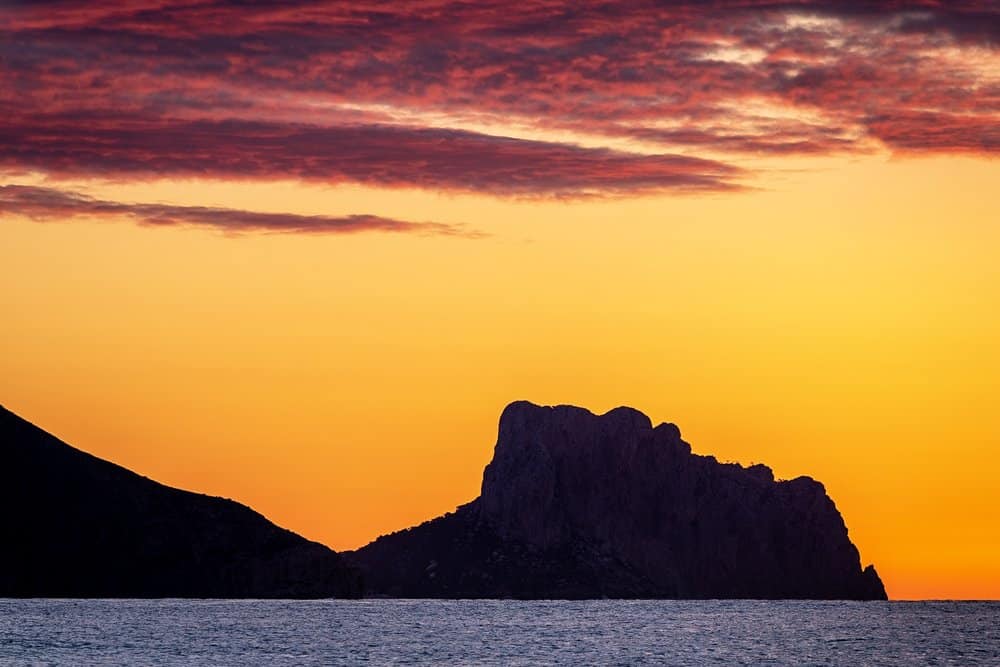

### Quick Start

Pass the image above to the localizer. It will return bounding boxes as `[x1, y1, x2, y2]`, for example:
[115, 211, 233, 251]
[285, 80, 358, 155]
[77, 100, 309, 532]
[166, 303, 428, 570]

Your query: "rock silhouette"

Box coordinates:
[0, 405, 361, 598]
[349, 401, 887, 599]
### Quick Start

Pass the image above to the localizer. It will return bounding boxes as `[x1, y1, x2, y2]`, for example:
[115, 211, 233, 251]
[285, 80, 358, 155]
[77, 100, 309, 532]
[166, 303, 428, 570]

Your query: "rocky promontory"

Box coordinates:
[349, 401, 886, 599]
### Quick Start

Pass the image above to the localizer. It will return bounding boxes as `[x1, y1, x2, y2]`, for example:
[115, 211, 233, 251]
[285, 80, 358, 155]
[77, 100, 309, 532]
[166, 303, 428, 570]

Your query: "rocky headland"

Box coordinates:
[1, 405, 361, 598]
[348, 401, 886, 600]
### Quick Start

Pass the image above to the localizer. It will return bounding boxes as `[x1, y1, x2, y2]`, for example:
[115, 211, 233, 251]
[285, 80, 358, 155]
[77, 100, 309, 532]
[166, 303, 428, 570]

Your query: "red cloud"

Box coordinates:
[0, 116, 743, 196]
[0, 0, 995, 197]
[0, 184, 478, 236]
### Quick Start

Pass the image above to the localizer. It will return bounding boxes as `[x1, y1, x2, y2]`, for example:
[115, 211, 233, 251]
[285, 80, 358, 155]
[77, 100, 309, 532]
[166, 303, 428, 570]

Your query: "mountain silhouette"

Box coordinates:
[348, 401, 887, 599]
[0, 405, 360, 598]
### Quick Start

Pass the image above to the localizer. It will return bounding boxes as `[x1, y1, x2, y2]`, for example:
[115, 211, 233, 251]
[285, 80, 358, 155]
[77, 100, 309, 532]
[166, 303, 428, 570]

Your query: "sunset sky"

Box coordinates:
[2, 1, 998, 600]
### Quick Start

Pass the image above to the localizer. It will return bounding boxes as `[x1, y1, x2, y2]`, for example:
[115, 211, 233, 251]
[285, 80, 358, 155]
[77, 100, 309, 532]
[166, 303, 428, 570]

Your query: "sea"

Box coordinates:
[1, 599, 997, 665]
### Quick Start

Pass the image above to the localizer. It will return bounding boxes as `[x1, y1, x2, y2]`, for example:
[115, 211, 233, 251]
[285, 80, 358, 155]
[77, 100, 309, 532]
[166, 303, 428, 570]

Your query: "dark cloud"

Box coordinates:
[0, 0, 995, 198]
[0, 116, 743, 196]
[0, 184, 478, 236]
[866, 111, 1000, 153]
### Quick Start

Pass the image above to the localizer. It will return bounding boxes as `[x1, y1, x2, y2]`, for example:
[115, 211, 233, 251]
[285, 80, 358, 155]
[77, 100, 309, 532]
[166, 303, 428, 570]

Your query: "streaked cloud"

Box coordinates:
[0, 184, 477, 236]
[0, 1, 995, 198]
[0, 117, 743, 197]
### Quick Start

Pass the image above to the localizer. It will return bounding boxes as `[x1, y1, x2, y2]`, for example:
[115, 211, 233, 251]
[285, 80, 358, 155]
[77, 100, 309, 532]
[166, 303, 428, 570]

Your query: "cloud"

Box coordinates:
[0, 0, 995, 198]
[0, 184, 478, 236]
[866, 111, 1000, 153]
[0, 117, 743, 197]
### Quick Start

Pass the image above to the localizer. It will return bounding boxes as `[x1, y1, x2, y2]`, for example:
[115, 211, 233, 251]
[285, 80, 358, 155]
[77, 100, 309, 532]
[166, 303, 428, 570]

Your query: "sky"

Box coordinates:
[1, 0, 998, 600]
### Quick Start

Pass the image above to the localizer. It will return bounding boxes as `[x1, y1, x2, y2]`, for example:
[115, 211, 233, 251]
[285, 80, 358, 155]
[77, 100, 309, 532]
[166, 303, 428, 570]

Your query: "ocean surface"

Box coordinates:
[1, 599, 997, 665]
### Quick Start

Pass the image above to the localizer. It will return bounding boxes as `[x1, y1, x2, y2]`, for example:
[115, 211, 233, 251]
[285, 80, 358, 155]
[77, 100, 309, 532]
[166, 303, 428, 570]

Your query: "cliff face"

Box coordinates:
[0, 406, 361, 598]
[350, 401, 886, 600]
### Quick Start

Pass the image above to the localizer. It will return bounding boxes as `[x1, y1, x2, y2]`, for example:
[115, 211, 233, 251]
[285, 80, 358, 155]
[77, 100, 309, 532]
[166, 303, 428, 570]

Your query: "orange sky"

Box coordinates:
[3, 0, 999, 601]
[2, 154, 998, 600]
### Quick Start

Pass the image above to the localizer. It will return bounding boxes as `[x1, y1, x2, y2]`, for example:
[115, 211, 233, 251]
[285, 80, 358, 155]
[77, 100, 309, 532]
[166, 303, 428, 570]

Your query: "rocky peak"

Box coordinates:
[477, 401, 885, 599]
[352, 401, 887, 599]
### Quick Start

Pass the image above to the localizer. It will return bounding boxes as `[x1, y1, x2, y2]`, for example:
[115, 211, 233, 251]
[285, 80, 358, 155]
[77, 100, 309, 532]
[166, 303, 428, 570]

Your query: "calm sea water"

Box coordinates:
[1, 599, 997, 665]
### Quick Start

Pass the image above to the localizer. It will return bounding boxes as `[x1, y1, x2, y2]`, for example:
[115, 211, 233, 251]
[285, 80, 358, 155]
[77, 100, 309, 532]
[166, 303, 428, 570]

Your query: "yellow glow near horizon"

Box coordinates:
[2, 153, 998, 599]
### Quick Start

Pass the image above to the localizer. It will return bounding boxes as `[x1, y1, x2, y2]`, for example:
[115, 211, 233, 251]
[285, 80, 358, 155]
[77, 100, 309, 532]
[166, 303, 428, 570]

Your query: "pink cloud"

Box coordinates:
[0, 184, 478, 236]
[0, 0, 995, 198]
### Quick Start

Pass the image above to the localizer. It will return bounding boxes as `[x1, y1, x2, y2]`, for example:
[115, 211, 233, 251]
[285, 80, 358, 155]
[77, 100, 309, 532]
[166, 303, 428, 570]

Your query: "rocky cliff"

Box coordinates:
[349, 401, 886, 599]
[0, 405, 361, 598]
